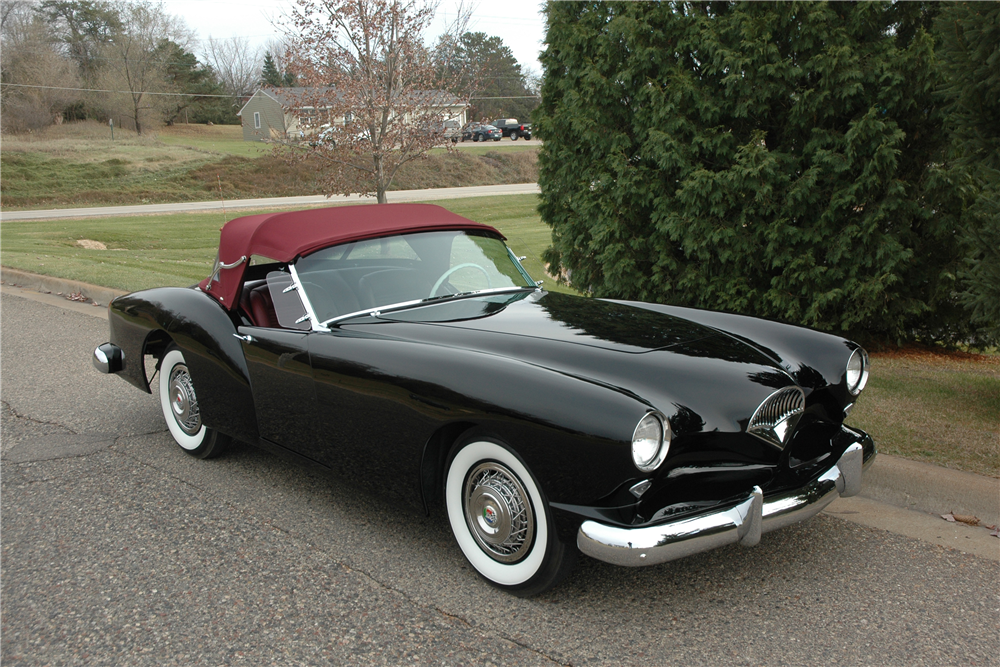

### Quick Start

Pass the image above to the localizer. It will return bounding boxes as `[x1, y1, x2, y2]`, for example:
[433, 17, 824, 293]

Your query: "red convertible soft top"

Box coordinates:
[198, 203, 502, 308]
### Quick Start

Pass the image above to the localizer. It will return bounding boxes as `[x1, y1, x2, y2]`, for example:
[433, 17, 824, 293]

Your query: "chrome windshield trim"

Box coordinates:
[288, 264, 326, 332]
[507, 247, 536, 285]
[321, 286, 538, 327]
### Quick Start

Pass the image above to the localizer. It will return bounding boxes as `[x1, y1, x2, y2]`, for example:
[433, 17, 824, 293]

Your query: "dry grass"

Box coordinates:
[1, 121, 538, 209]
[847, 348, 1000, 477]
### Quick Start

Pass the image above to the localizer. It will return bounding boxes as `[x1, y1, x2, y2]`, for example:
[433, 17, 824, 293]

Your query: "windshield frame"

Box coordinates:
[281, 230, 537, 331]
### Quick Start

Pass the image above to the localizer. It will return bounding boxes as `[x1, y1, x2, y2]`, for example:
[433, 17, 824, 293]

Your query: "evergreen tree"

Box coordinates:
[156, 39, 234, 124]
[262, 51, 283, 87]
[935, 2, 1000, 340]
[37, 0, 121, 78]
[436, 32, 536, 121]
[537, 2, 964, 343]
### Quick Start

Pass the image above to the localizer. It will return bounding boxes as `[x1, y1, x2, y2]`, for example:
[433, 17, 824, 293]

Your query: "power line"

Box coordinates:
[1, 82, 540, 100]
[0, 83, 235, 98]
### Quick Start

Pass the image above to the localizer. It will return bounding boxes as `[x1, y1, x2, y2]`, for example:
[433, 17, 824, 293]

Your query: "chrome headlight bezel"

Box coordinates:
[632, 412, 671, 473]
[846, 347, 869, 396]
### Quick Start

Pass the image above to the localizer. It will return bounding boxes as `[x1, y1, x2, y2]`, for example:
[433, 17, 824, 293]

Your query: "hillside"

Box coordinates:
[0, 122, 539, 209]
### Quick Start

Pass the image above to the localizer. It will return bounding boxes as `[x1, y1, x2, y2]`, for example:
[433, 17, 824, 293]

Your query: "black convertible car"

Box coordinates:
[94, 203, 875, 595]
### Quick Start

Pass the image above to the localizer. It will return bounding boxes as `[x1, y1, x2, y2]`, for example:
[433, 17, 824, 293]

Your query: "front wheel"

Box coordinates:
[445, 438, 573, 596]
[158, 346, 230, 459]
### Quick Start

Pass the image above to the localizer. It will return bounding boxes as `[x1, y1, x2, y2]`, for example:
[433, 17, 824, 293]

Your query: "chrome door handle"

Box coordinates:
[233, 334, 254, 343]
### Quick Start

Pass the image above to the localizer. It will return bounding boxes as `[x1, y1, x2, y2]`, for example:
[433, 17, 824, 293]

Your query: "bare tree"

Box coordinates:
[1, 0, 81, 133]
[203, 35, 262, 98]
[283, 0, 472, 203]
[91, 1, 191, 134]
[264, 36, 296, 77]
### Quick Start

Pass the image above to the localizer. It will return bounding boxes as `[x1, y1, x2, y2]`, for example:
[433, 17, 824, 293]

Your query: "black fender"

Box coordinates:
[109, 287, 259, 444]
[612, 300, 862, 405]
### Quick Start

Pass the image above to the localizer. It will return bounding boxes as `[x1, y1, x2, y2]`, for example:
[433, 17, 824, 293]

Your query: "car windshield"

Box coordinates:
[293, 230, 536, 325]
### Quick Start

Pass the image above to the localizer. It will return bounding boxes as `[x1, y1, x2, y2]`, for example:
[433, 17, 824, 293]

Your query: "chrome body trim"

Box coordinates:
[287, 264, 324, 331]
[206, 255, 247, 288]
[320, 286, 538, 327]
[629, 480, 652, 498]
[577, 443, 872, 567]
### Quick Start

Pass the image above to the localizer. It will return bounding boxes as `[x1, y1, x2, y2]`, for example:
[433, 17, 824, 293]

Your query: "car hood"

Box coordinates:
[358, 291, 798, 433]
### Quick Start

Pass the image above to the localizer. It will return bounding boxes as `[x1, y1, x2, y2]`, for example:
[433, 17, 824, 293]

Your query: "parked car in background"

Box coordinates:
[490, 118, 532, 140]
[93, 203, 875, 597]
[442, 119, 461, 142]
[427, 119, 461, 143]
[308, 123, 335, 147]
[461, 123, 502, 142]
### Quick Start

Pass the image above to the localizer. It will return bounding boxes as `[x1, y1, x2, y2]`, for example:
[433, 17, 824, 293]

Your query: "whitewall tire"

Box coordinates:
[445, 438, 573, 596]
[158, 346, 230, 459]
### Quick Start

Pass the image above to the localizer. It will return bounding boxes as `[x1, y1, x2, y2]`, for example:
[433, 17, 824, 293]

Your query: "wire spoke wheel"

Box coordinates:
[445, 437, 574, 596]
[463, 462, 535, 563]
[158, 345, 230, 459]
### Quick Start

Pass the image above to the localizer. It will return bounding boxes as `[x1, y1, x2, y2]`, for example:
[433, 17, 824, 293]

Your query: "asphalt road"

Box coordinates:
[2, 291, 997, 666]
[0, 183, 541, 221]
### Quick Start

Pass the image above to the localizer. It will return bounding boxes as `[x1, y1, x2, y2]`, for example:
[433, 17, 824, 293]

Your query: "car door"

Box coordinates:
[307, 324, 445, 496]
[237, 272, 321, 457]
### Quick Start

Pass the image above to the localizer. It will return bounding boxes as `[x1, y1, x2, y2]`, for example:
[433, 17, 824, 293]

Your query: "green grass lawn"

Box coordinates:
[847, 352, 1000, 477]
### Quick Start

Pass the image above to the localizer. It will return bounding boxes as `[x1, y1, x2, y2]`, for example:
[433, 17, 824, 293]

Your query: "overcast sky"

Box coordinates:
[164, 0, 549, 75]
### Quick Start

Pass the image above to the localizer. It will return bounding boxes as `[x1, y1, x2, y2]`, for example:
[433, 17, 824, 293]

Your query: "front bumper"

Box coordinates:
[578, 440, 875, 567]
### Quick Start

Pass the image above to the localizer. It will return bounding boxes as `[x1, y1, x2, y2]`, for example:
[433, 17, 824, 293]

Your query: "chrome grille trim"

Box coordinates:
[747, 386, 805, 449]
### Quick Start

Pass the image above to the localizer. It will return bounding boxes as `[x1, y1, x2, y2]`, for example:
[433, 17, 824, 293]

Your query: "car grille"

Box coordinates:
[747, 386, 805, 449]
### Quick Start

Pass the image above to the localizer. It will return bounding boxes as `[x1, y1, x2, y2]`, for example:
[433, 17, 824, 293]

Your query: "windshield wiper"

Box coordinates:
[322, 285, 537, 327]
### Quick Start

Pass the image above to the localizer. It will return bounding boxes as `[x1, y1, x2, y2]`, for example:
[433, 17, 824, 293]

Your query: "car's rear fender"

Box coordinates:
[109, 287, 259, 444]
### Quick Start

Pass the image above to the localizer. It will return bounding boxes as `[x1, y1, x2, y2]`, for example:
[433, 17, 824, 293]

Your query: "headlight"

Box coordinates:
[846, 348, 869, 395]
[632, 412, 671, 472]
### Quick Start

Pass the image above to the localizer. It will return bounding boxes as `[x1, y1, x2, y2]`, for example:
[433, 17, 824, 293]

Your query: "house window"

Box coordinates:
[254, 112, 261, 129]
[344, 112, 353, 123]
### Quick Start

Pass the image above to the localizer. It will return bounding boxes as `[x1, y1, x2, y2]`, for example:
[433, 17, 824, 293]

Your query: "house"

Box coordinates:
[237, 87, 468, 142]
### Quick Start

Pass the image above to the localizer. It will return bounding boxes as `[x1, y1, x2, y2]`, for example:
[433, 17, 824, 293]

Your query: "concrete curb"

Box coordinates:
[3, 266, 998, 534]
[1, 267, 126, 307]
[860, 453, 998, 527]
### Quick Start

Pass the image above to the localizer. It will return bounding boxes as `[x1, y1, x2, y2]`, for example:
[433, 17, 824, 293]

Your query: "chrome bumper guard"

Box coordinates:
[93, 342, 124, 374]
[578, 442, 871, 567]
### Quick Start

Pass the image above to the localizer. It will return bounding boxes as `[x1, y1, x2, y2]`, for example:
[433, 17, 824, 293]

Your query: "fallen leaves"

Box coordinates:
[942, 512, 1000, 538]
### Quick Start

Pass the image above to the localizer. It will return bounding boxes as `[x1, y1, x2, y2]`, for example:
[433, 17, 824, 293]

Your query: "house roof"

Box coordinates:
[237, 86, 466, 117]
[197, 203, 502, 308]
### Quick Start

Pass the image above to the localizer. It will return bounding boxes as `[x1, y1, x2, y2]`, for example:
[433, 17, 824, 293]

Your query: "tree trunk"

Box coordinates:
[374, 154, 387, 203]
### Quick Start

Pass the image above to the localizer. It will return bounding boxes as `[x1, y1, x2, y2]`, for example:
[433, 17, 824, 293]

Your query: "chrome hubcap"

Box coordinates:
[464, 462, 534, 563]
[168, 364, 201, 435]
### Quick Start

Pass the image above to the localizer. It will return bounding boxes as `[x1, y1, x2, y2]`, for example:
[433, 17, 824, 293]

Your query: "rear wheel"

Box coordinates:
[511, 133, 519, 141]
[158, 346, 230, 459]
[445, 437, 573, 596]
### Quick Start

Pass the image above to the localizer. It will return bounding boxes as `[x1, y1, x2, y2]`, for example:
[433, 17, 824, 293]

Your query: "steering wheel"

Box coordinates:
[430, 263, 491, 297]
